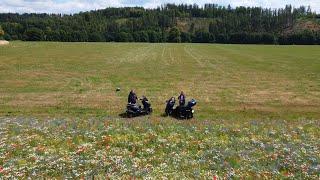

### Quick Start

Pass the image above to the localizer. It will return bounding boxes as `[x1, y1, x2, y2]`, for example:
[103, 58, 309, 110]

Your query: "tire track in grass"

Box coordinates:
[160, 44, 176, 66]
[213, 44, 265, 63]
[184, 46, 205, 68]
[140, 44, 157, 62]
[184, 45, 219, 69]
[103, 44, 139, 63]
[117, 44, 153, 63]
[172, 45, 183, 65]
[175, 45, 183, 65]
[161, 45, 170, 66]
[169, 45, 175, 64]
[181, 45, 233, 100]
[161, 45, 166, 58]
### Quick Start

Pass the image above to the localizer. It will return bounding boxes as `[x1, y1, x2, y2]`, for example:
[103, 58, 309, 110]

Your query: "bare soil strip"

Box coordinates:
[0, 40, 9, 46]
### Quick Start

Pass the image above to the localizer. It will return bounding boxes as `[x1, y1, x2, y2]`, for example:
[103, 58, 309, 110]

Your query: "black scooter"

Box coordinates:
[165, 98, 197, 119]
[126, 97, 152, 118]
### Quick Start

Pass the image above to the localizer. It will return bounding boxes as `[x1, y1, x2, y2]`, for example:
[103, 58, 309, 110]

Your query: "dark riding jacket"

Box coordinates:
[178, 94, 186, 106]
[128, 92, 137, 104]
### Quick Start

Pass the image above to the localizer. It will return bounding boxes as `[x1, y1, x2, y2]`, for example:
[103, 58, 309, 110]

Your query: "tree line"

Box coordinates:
[0, 4, 319, 44]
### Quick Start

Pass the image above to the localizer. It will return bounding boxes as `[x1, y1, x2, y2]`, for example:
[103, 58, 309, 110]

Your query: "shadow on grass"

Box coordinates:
[161, 113, 191, 121]
[118, 113, 128, 118]
[161, 113, 169, 117]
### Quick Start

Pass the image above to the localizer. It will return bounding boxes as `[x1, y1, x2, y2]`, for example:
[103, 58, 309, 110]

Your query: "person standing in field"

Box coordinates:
[178, 91, 186, 106]
[128, 89, 138, 104]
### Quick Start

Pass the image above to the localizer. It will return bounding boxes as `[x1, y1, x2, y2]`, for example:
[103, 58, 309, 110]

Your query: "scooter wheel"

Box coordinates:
[189, 113, 193, 119]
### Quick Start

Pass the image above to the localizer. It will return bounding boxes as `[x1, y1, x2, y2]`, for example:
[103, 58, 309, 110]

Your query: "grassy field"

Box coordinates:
[0, 42, 320, 119]
[0, 42, 319, 178]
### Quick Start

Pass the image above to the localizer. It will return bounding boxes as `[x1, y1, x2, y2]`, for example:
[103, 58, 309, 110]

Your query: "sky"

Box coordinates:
[0, 0, 319, 14]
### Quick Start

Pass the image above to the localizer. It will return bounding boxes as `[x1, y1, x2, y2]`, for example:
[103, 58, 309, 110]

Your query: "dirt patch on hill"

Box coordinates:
[0, 40, 9, 46]
[284, 20, 320, 34]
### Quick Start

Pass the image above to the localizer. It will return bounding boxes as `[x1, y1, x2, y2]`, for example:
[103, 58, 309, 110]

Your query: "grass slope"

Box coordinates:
[0, 42, 319, 119]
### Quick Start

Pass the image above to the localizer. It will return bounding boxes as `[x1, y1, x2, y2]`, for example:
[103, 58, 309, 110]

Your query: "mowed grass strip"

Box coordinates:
[0, 42, 319, 119]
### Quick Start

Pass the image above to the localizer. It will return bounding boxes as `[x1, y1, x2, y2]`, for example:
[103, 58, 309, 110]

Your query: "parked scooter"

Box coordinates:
[126, 96, 152, 118]
[165, 98, 197, 119]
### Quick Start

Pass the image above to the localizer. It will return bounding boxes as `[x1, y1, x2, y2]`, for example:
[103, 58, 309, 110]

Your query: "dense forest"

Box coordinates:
[0, 4, 320, 44]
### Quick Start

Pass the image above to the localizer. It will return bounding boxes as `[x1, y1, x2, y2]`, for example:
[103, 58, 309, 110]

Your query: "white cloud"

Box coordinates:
[0, 0, 319, 14]
[0, 0, 122, 14]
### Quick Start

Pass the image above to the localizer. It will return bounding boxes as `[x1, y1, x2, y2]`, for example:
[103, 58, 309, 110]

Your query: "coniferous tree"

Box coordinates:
[24, 28, 43, 41]
[0, 4, 318, 44]
[168, 27, 181, 43]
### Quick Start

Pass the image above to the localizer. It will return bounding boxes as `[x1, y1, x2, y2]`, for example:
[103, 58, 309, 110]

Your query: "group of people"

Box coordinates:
[128, 89, 186, 107]
[166, 91, 186, 107]
[127, 89, 196, 118]
[127, 89, 150, 110]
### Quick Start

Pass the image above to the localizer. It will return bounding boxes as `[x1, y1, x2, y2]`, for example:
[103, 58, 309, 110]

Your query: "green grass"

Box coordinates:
[0, 42, 319, 178]
[0, 42, 319, 119]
